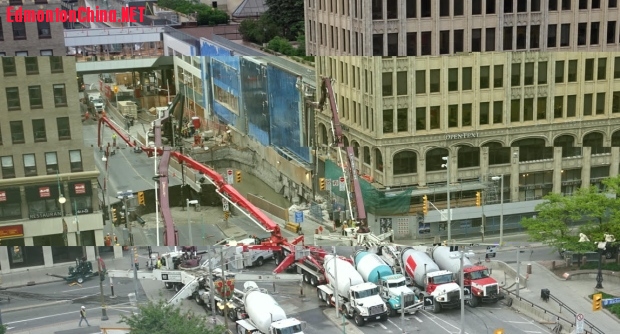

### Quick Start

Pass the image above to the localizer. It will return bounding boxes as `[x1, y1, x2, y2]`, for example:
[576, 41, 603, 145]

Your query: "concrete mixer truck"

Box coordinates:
[353, 250, 422, 316]
[317, 254, 389, 327]
[235, 281, 306, 334]
[400, 247, 462, 313]
[413, 245, 503, 307]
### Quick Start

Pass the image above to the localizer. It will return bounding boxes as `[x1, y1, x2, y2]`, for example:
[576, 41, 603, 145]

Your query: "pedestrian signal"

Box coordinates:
[319, 178, 326, 190]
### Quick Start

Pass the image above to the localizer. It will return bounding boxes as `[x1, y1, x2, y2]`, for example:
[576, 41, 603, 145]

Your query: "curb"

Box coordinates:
[1, 299, 73, 313]
[0, 278, 65, 290]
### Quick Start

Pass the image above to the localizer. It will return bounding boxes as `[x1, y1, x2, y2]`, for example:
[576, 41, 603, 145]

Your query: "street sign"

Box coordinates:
[222, 200, 229, 212]
[339, 177, 345, 191]
[603, 297, 620, 306]
[576, 314, 584, 334]
[332, 180, 338, 187]
[226, 169, 233, 184]
[295, 211, 304, 223]
[423, 296, 434, 306]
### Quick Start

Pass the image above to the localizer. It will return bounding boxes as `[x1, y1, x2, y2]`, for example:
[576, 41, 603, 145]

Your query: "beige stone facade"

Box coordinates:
[306, 0, 620, 56]
[0, 0, 66, 56]
[315, 53, 620, 214]
[0, 56, 102, 247]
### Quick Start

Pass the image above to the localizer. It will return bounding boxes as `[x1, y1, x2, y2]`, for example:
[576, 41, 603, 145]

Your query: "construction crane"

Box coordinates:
[96, 93, 304, 271]
[314, 77, 393, 246]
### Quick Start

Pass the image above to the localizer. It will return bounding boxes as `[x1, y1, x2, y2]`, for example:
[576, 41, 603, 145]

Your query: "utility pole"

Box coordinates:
[220, 249, 228, 330]
[133, 247, 139, 302]
[333, 246, 339, 318]
[207, 247, 217, 327]
[516, 247, 521, 297]
[95, 246, 109, 321]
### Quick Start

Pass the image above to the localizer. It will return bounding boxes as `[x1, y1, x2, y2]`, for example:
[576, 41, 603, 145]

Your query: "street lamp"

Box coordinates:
[491, 175, 505, 246]
[59, 195, 67, 245]
[449, 248, 475, 334]
[73, 199, 82, 246]
[441, 156, 452, 243]
[117, 190, 134, 246]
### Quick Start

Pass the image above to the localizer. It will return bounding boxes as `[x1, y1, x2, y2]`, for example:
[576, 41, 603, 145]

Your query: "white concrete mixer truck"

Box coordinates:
[316, 255, 389, 327]
[235, 281, 306, 334]
[419, 245, 503, 307]
[353, 250, 422, 316]
[401, 247, 462, 313]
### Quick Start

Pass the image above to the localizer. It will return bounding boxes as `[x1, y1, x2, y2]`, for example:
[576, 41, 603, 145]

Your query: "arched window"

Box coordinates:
[512, 138, 550, 161]
[554, 135, 576, 157]
[457, 146, 480, 168]
[363, 147, 370, 164]
[426, 148, 449, 172]
[583, 132, 607, 154]
[393, 151, 417, 175]
[375, 148, 383, 172]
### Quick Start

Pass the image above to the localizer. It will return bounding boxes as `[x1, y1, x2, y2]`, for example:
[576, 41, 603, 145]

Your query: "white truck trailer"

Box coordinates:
[316, 255, 388, 326]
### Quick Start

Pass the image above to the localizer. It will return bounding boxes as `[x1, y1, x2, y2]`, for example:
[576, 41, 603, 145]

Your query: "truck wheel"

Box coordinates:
[317, 289, 324, 302]
[275, 254, 281, 266]
[256, 257, 264, 266]
[380, 314, 388, 322]
[469, 296, 479, 308]
[175, 284, 183, 292]
[432, 301, 442, 313]
[77, 277, 84, 284]
[303, 273, 310, 283]
[605, 251, 613, 259]
[354, 314, 365, 327]
[165, 282, 174, 289]
[310, 276, 318, 286]
[388, 307, 397, 317]
[194, 293, 203, 305]
[228, 309, 237, 321]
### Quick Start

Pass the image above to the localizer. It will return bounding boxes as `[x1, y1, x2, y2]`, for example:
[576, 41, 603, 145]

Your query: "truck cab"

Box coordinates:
[229, 237, 274, 267]
[377, 274, 419, 316]
[424, 270, 461, 311]
[463, 266, 502, 306]
[347, 282, 389, 326]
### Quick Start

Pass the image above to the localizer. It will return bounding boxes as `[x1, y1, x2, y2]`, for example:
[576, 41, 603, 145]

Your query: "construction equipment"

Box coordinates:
[96, 94, 304, 270]
[314, 77, 392, 248]
[316, 255, 388, 327]
[274, 245, 352, 287]
[410, 245, 504, 306]
[354, 250, 422, 316]
[47, 258, 99, 284]
[235, 281, 306, 334]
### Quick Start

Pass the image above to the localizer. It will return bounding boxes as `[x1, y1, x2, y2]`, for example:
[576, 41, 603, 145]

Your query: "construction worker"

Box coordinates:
[341, 221, 348, 236]
[156, 257, 162, 269]
[104, 234, 111, 246]
[112, 133, 117, 147]
[113, 234, 118, 245]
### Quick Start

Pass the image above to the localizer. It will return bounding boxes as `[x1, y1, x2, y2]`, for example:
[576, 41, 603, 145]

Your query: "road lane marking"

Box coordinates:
[387, 320, 403, 332]
[523, 331, 542, 333]
[61, 286, 100, 293]
[506, 321, 532, 324]
[414, 316, 423, 323]
[378, 322, 388, 329]
[71, 293, 100, 300]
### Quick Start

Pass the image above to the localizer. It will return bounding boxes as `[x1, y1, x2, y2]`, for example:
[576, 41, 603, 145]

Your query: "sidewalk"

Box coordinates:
[8, 312, 128, 334]
[492, 260, 620, 334]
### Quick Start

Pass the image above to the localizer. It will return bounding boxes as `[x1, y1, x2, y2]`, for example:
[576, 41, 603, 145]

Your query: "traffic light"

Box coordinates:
[236, 171, 242, 183]
[111, 208, 118, 223]
[319, 178, 326, 190]
[138, 191, 145, 206]
[593, 293, 603, 311]
[224, 211, 230, 220]
[422, 195, 428, 215]
[494, 329, 504, 334]
[113, 86, 119, 94]
[476, 192, 481, 206]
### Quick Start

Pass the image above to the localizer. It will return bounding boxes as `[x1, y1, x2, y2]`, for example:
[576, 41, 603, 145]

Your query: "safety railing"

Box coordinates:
[500, 287, 604, 334]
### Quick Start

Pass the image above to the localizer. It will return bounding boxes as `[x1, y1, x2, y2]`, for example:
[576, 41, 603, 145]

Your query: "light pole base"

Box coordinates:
[596, 283, 603, 289]
[101, 309, 109, 321]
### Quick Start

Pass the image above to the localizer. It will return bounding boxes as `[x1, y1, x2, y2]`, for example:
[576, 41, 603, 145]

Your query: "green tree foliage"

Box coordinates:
[239, 17, 280, 44]
[264, 0, 304, 40]
[521, 179, 620, 253]
[119, 300, 226, 334]
[0, 324, 6, 334]
[158, 0, 229, 26]
[267, 36, 295, 55]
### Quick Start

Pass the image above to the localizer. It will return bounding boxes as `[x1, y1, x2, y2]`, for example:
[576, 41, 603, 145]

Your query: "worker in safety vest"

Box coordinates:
[112, 133, 117, 147]
[341, 221, 348, 236]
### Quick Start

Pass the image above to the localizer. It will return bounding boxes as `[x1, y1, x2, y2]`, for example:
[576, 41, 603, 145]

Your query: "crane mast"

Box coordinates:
[319, 77, 367, 227]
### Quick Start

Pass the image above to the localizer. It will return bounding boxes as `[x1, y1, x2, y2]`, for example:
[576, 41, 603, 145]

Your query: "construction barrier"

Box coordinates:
[285, 222, 301, 234]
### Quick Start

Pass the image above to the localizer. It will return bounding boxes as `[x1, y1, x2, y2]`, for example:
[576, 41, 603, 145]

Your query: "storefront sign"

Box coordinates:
[76, 208, 93, 215]
[0, 190, 5, 202]
[74, 183, 86, 194]
[0, 224, 24, 238]
[39, 187, 51, 198]
[445, 132, 480, 140]
[29, 211, 62, 219]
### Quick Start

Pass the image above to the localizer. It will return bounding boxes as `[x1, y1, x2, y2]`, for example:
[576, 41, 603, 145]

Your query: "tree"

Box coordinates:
[239, 17, 280, 44]
[521, 183, 619, 253]
[119, 300, 226, 334]
[265, 0, 304, 39]
[0, 324, 6, 334]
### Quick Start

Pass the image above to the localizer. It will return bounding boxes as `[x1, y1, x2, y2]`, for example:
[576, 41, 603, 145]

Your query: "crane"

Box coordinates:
[96, 93, 304, 271]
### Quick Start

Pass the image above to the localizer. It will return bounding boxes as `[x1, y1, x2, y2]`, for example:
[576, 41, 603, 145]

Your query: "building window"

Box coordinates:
[503, 27, 513, 50]
[493, 101, 503, 123]
[407, 0, 416, 17]
[567, 95, 577, 117]
[548, 24, 557, 47]
[538, 61, 547, 84]
[480, 102, 490, 125]
[383, 110, 394, 133]
[440, 31, 450, 54]
[608, 21, 617, 44]
[57, 117, 71, 140]
[597, 58, 607, 80]
[480, 66, 490, 89]
[1, 156, 15, 179]
[584, 93, 593, 115]
[397, 108, 408, 132]
[23, 154, 37, 176]
[416, 70, 426, 94]
[486, 28, 495, 51]
[579, 0, 587, 9]
[416, 107, 426, 130]
[10, 121, 24, 144]
[6, 87, 20, 110]
[382, 72, 393, 96]
[554, 96, 564, 118]
[487, 0, 496, 13]
[213, 86, 239, 114]
[396, 71, 407, 95]
[591, 22, 600, 45]
[12, 22, 26, 40]
[430, 106, 441, 129]
[472, 28, 482, 52]
[372, 0, 382, 19]
[524, 63, 534, 85]
[504, 0, 513, 13]
[472, 0, 482, 14]
[562, 59, 577, 82]
[615, 57, 620, 78]
[407, 32, 417, 56]
[448, 68, 459, 91]
[585, 59, 594, 80]
[430, 69, 441, 92]
[393, 151, 417, 175]
[462, 67, 472, 90]
[524, 98, 534, 120]
[555, 61, 565, 83]
[511, 64, 521, 86]
[493, 65, 503, 88]
[516, 26, 527, 49]
[2, 57, 16, 76]
[517, 0, 527, 11]
[37, 21, 51, 38]
[455, 0, 464, 15]
[50, 57, 63, 73]
[538, 97, 547, 120]
[0, 17, 3, 41]
[421, 0, 431, 17]
[562, 0, 571, 10]
[613, 91, 620, 113]
[462, 103, 472, 126]
[387, 33, 398, 56]
[596, 92, 605, 114]
[530, 25, 540, 48]
[561, 24, 570, 46]
[32, 119, 46, 142]
[421, 31, 432, 55]
[40, 50, 53, 56]
[454, 30, 464, 52]
[578, 23, 587, 45]
[373, 34, 383, 55]
[611, 0, 618, 8]
[29, 86, 43, 108]
[52, 83, 68, 107]
[69, 150, 83, 172]
[45, 152, 58, 175]
[441, 0, 450, 16]
[511, 99, 520, 122]
[448, 105, 459, 127]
